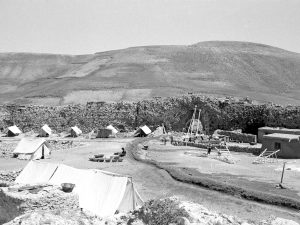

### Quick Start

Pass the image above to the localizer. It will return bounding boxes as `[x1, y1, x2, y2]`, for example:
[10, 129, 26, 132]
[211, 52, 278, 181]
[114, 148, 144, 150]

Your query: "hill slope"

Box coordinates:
[0, 41, 300, 105]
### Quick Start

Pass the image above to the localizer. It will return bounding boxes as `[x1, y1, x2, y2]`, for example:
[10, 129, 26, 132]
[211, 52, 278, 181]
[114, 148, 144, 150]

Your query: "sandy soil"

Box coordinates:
[146, 140, 300, 195]
[0, 138, 299, 223]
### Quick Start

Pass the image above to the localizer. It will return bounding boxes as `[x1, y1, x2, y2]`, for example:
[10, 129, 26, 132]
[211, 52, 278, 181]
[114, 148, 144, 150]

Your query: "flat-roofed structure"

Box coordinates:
[261, 133, 300, 158]
[258, 127, 300, 143]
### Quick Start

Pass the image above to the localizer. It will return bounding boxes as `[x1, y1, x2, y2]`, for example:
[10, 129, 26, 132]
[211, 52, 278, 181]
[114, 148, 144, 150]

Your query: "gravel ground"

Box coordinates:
[0, 138, 299, 223]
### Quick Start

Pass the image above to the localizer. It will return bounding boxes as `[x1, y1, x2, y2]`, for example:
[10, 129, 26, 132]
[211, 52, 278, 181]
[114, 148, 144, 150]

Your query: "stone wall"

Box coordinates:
[215, 130, 257, 143]
[0, 95, 300, 135]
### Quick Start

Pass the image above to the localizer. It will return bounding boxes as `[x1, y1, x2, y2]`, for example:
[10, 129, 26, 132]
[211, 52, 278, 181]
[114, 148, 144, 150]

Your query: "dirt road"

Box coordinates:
[1, 138, 299, 223]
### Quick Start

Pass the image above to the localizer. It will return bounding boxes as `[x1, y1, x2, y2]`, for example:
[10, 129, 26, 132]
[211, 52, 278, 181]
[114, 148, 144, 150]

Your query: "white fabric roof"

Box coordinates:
[15, 161, 143, 217]
[41, 124, 52, 135]
[140, 125, 151, 135]
[106, 125, 118, 135]
[71, 126, 82, 135]
[13, 138, 49, 154]
[8, 125, 22, 134]
[15, 160, 58, 184]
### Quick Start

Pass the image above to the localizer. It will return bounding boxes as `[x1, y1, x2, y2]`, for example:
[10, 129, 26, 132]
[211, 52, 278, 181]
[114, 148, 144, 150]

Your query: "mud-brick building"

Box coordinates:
[258, 127, 300, 143]
[261, 133, 300, 159]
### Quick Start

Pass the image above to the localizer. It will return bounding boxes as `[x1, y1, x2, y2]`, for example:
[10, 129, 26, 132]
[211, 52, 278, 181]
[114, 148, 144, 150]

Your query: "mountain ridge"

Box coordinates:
[0, 41, 300, 105]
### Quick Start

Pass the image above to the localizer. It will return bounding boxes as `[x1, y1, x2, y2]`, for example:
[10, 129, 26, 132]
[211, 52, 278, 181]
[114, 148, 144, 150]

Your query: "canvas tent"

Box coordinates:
[97, 125, 118, 138]
[97, 128, 112, 138]
[106, 125, 118, 135]
[13, 138, 51, 160]
[15, 161, 143, 217]
[7, 125, 22, 137]
[39, 124, 52, 137]
[151, 126, 166, 136]
[70, 126, 82, 137]
[134, 125, 151, 137]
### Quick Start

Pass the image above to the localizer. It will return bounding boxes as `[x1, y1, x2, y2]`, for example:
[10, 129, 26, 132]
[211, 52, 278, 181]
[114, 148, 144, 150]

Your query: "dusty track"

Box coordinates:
[1, 138, 299, 223]
[125, 138, 300, 223]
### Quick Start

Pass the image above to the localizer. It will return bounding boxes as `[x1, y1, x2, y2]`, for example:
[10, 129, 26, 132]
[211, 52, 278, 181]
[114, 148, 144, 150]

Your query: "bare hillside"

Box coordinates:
[0, 41, 300, 105]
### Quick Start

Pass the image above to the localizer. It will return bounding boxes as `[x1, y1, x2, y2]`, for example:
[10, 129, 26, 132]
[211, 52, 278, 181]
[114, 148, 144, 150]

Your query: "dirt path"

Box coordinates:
[1, 138, 299, 223]
[123, 140, 300, 223]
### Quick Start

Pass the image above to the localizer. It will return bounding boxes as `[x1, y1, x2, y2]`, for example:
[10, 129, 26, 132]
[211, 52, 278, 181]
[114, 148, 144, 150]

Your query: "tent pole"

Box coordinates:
[196, 109, 201, 135]
[130, 178, 136, 210]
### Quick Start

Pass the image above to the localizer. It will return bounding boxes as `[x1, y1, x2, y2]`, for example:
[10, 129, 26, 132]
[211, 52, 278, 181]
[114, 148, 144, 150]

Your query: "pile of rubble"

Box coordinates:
[0, 185, 79, 223]
[1, 194, 299, 225]
[4, 210, 104, 225]
[0, 170, 21, 183]
[0, 142, 17, 158]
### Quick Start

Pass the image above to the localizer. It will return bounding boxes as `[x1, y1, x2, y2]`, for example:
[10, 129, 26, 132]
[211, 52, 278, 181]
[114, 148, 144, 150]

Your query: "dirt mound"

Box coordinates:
[1, 192, 299, 225]
[3, 210, 103, 225]
[0, 185, 79, 224]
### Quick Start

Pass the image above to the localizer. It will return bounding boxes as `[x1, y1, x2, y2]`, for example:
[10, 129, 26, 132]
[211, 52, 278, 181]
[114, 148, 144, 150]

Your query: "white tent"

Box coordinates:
[15, 160, 58, 184]
[70, 126, 82, 137]
[15, 161, 143, 217]
[13, 138, 51, 160]
[106, 125, 118, 135]
[134, 125, 152, 137]
[7, 125, 22, 136]
[39, 124, 52, 137]
[151, 126, 166, 136]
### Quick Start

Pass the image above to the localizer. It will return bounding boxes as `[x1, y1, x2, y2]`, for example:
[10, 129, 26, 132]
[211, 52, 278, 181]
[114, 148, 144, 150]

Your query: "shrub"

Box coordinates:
[136, 198, 190, 225]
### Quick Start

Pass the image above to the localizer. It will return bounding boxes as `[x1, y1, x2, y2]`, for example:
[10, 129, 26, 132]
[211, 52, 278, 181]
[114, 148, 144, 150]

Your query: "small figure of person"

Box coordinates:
[170, 135, 174, 144]
[121, 147, 126, 156]
[207, 143, 212, 155]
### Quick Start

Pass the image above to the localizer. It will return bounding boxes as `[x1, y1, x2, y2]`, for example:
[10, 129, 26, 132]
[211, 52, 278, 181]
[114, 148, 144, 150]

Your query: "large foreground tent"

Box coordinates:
[39, 124, 52, 137]
[13, 138, 51, 160]
[134, 125, 152, 137]
[15, 161, 143, 217]
[7, 125, 22, 137]
[70, 126, 82, 137]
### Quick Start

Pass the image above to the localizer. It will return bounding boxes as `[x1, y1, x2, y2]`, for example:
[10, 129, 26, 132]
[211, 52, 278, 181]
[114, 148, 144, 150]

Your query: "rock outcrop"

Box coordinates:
[0, 95, 299, 135]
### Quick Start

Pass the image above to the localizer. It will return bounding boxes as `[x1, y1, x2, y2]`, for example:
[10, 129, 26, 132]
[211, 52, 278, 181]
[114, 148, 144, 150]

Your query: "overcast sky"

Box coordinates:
[0, 0, 299, 54]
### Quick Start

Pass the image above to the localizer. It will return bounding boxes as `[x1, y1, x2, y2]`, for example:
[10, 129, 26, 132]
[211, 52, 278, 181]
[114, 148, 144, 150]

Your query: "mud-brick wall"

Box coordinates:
[215, 130, 257, 143]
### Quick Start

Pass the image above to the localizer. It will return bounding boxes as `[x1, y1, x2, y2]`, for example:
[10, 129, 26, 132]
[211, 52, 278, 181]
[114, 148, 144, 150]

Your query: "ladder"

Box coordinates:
[215, 145, 231, 156]
[253, 148, 280, 164]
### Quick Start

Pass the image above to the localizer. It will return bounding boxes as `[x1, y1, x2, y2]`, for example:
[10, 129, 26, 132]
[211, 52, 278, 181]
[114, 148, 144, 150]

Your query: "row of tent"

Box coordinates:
[4, 124, 157, 138]
[5, 125, 117, 138]
[11, 125, 165, 161]
[15, 160, 143, 217]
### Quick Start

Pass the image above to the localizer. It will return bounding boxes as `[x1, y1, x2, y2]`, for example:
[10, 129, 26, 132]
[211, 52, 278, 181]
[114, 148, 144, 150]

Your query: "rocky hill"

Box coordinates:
[1, 41, 300, 105]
